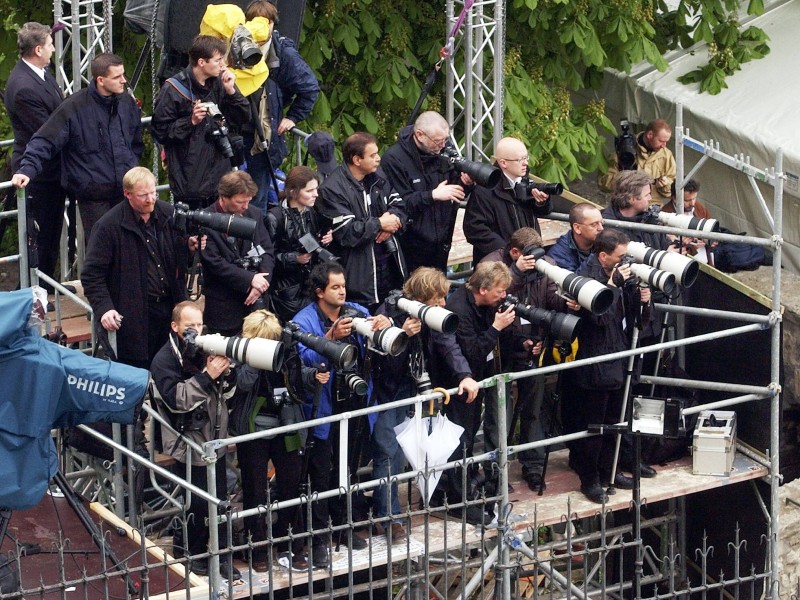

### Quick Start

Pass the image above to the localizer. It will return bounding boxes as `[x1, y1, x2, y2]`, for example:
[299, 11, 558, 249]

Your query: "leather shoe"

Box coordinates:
[638, 464, 657, 478]
[580, 483, 608, 504]
[338, 532, 368, 550]
[604, 472, 634, 490]
[311, 543, 329, 569]
[375, 521, 407, 542]
[524, 472, 546, 493]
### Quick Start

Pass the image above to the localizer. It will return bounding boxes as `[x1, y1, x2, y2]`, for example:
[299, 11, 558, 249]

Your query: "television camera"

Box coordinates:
[615, 118, 638, 171]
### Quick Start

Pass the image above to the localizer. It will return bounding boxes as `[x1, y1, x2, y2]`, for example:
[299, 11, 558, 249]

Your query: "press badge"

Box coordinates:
[486, 351, 494, 362]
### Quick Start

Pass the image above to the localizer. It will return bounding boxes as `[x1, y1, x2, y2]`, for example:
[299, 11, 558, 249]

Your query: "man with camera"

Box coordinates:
[292, 262, 395, 565]
[380, 111, 474, 274]
[481, 228, 569, 491]
[150, 300, 240, 579]
[152, 35, 251, 209]
[563, 228, 653, 504]
[317, 132, 407, 310]
[436, 261, 515, 524]
[464, 137, 554, 264]
[82, 167, 198, 369]
[599, 118, 676, 204]
[200, 170, 275, 336]
[11, 52, 143, 242]
[372, 268, 481, 538]
[602, 170, 672, 252]
[548, 203, 605, 272]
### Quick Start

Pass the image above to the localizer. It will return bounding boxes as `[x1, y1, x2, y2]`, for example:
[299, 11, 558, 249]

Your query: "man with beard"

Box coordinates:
[380, 111, 473, 273]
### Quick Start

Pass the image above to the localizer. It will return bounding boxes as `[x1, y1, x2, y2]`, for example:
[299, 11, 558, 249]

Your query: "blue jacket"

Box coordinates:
[292, 301, 376, 440]
[547, 230, 591, 272]
[18, 81, 143, 200]
[262, 31, 320, 167]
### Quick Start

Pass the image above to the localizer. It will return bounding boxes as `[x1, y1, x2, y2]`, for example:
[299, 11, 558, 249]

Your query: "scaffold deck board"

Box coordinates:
[140, 448, 768, 600]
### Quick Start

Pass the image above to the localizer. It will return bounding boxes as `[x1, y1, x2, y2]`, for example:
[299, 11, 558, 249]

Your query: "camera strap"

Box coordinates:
[165, 76, 194, 103]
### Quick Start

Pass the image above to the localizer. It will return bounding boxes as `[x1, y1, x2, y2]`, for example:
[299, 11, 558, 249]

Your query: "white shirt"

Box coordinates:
[21, 58, 47, 81]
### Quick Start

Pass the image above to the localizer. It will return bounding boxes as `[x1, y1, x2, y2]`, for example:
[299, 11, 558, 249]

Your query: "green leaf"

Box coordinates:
[747, 0, 765, 15]
[700, 66, 728, 94]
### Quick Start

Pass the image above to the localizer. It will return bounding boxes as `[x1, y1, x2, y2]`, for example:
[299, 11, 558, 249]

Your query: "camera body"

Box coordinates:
[499, 294, 581, 343]
[234, 255, 262, 271]
[513, 179, 564, 203]
[229, 24, 262, 69]
[201, 102, 234, 159]
[615, 118, 638, 171]
[298, 232, 340, 264]
[640, 204, 662, 225]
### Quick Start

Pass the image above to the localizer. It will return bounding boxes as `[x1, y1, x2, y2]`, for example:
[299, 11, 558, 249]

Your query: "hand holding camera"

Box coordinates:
[206, 354, 231, 380]
[610, 259, 634, 288]
[493, 302, 516, 331]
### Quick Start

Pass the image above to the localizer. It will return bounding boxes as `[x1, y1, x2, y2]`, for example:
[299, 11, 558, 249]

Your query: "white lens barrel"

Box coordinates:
[629, 263, 677, 296]
[657, 211, 719, 234]
[535, 260, 614, 315]
[396, 298, 459, 333]
[352, 317, 409, 356]
[626, 241, 699, 287]
[195, 334, 285, 372]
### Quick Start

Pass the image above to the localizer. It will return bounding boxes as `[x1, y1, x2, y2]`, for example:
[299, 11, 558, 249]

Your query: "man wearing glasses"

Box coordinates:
[152, 35, 250, 209]
[548, 202, 604, 272]
[381, 111, 473, 273]
[463, 137, 553, 264]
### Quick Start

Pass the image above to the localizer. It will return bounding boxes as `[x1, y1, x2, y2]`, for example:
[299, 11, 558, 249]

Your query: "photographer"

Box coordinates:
[150, 301, 240, 579]
[464, 137, 554, 264]
[372, 268, 480, 539]
[481, 228, 568, 491]
[292, 262, 394, 566]
[230, 309, 329, 572]
[602, 170, 672, 251]
[436, 262, 515, 524]
[152, 35, 250, 209]
[317, 132, 407, 310]
[548, 203, 604, 272]
[81, 167, 198, 369]
[201, 170, 275, 336]
[562, 229, 652, 504]
[381, 111, 474, 274]
[599, 119, 676, 203]
[267, 166, 334, 321]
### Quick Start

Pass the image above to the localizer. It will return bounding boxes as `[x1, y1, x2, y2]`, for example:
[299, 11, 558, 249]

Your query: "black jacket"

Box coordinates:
[601, 205, 670, 251]
[200, 201, 275, 333]
[380, 125, 466, 272]
[18, 81, 143, 200]
[570, 254, 651, 390]
[81, 201, 188, 364]
[316, 165, 407, 306]
[265, 202, 324, 321]
[4, 60, 64, 182]
[443, 285, 501, 386]
[464, 175, 553, 264]
[482, 248, 566, 369]
[151, 67, 250, 204]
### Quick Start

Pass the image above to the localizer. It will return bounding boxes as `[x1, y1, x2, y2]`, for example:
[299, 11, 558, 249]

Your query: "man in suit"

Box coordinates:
[3, 22, 66, 286]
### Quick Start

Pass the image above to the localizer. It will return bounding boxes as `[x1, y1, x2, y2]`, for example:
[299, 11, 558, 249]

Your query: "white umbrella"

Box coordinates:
[394, 409, 464, 502]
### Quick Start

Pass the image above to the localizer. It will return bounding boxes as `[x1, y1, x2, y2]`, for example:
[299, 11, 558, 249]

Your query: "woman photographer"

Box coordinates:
[231, 309, 329, 571]
[266, 166, 334, 321]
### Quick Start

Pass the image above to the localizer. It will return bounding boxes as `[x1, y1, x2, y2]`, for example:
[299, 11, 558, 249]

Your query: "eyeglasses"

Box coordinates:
[499, 155, 529, 163]
[580, 220, 604, 229]
[420, 131, 449, 146]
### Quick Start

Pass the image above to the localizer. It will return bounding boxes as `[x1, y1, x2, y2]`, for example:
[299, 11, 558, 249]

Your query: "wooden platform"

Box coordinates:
[136, 448, 767, 600]
[46, 281, 93, 344]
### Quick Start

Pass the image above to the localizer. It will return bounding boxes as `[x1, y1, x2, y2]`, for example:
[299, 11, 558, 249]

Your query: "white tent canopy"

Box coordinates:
[589, 0, 800, 272]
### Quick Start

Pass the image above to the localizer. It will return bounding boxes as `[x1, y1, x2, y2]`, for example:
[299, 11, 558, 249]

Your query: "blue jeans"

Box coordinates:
[371, 400, 410, 520]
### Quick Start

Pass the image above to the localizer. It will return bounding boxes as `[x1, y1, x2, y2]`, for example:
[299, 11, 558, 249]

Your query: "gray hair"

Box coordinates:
[17, 22, 51, 58]
[610, 170, 652, 210]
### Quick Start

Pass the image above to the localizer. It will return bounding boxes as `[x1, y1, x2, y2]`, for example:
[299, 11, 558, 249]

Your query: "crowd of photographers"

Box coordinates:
[6, 11, 727, 580]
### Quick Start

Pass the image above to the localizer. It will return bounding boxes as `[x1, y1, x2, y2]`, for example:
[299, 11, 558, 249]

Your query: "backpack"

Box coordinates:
[713, 227, 772, 273]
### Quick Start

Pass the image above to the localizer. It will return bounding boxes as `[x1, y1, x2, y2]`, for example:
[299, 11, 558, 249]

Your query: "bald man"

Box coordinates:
[464, 137, 553, 264]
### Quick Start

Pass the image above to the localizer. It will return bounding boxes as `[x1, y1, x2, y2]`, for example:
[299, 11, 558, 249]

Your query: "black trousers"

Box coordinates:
[441, 393, 484, 503]
[23, 181, 67, 284]
[561, 380, 624, 488]
[173, 459, 228, 556]
[237, 435, 303, 557]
